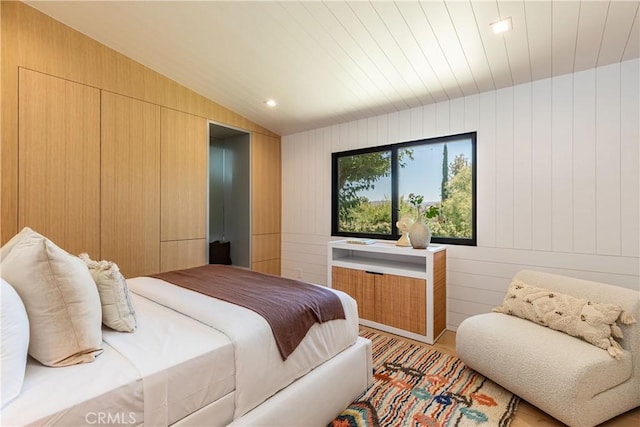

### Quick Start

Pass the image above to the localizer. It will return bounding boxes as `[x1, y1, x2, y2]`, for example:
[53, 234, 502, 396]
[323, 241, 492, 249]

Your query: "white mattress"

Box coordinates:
[126, 276, 360, 419]
[1, 294, 234, 427]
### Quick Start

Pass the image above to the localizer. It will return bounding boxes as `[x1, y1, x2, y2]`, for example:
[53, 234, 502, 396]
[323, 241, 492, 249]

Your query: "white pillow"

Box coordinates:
[79, 254, 137, 332]
[0, 227, 103, 367]
[0, 279, 29, 408]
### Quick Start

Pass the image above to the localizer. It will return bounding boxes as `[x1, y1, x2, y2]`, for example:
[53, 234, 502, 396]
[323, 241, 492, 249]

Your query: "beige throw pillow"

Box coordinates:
[494, 278, 636, 359]
[0, 227, 103, 367]
[0, 226, 32, 262]
[79, 254, 137, 332]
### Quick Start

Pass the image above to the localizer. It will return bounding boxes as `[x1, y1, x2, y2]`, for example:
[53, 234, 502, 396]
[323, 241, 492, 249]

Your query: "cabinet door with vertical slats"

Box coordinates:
[332, 267, 376, 321]
[101, 92, 160, 277]
[18, 69, 100, 255]
[375, 273, 427, 335]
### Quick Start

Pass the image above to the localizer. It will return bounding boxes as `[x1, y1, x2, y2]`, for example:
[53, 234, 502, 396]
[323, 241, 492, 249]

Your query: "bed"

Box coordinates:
[2, 292, 234, 426]
[1, 264, 372, 427]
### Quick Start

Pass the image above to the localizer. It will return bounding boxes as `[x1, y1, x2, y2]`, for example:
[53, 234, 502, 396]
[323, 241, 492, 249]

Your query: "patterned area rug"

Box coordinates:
[330, 330, 519, 427]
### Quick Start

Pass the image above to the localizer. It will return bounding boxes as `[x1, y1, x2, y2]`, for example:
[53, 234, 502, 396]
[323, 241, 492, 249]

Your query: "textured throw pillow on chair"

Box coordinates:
[494, 278, 636, 359]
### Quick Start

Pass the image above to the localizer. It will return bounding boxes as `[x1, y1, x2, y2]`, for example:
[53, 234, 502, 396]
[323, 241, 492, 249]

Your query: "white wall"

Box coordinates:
[281, 59, 640, 330]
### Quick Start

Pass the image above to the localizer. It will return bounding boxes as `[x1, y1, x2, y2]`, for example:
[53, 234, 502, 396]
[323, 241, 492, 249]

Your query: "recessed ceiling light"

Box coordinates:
[265, 99, 277, 107]
[490, 17, 512, 35]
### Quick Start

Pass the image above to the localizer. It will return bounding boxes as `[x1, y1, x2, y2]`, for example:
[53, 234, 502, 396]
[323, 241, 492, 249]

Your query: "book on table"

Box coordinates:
[346, 238, 376, 245]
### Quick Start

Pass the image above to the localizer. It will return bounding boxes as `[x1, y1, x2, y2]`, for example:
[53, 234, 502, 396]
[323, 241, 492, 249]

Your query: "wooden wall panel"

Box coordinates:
[252, 260, 281, 276]
[18, 68, 100, 256]
[1, 1, 18, 243]
[251, 132, 281, 274]
[1, 1, 279, 244]
[3, 2, 275, 136]
[252, 233, 281, 263]
[101, 92, 160, 277]
[251, 132, 281, 235]
[161, 108, 207, 241]
[160, 239, 207, 273]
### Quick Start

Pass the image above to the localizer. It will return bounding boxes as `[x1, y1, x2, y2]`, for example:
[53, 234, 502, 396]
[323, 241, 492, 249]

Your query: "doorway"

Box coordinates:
[208, 122, 251, 268]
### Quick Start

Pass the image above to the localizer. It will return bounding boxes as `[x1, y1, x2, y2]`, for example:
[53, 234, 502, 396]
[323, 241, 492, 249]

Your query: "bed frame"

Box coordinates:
[174, 337, 372, 426]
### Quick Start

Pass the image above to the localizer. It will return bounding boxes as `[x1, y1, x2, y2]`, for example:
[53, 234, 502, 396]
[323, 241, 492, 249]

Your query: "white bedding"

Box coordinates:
[126, 276, 360, 419]
[1, 294, 234, 427]
[1, 344, 143, 426]
[103, 294, 234, 425]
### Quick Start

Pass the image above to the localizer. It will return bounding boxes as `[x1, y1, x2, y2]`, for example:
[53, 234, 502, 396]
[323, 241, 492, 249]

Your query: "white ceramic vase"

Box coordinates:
[409, 219, 431, 249]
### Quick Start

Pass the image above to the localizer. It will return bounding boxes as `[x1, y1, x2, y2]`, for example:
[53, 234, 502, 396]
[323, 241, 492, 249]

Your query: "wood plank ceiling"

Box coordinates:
[26, 0, 640, 136]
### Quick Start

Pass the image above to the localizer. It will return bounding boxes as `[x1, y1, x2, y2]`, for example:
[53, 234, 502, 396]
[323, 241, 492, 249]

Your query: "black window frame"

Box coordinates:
[331, 132, 477, 246]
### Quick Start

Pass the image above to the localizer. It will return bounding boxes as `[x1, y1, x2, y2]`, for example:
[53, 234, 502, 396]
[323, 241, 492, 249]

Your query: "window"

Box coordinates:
[331, 132, 476, 246]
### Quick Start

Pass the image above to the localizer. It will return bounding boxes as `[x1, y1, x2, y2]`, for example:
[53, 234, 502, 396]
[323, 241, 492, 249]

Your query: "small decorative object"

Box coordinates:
[346, 238, 376, 245]
[409, 219, 431, 249]
[407, 193, 431, 249]
[395, 215, 414, 247]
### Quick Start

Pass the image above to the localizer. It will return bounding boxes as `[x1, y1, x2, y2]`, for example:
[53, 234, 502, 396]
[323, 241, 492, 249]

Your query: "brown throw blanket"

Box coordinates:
[150, 265, 346, 360]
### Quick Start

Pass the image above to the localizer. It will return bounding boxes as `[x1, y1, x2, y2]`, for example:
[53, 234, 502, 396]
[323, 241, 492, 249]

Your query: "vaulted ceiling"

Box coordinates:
[27, 1, 640, 136]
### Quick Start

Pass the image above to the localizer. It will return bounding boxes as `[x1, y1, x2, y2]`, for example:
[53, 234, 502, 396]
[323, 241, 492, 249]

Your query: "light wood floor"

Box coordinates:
[362, 327, 640, 427]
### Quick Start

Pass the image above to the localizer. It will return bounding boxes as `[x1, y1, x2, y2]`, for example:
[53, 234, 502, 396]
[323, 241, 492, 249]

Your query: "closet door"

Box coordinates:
[101, 92, 160, 277]
[160, 240, 207, 272]
[160, 108, 207, 271]
[18, 69, 100, 255]
[251, 132, 281, 274]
